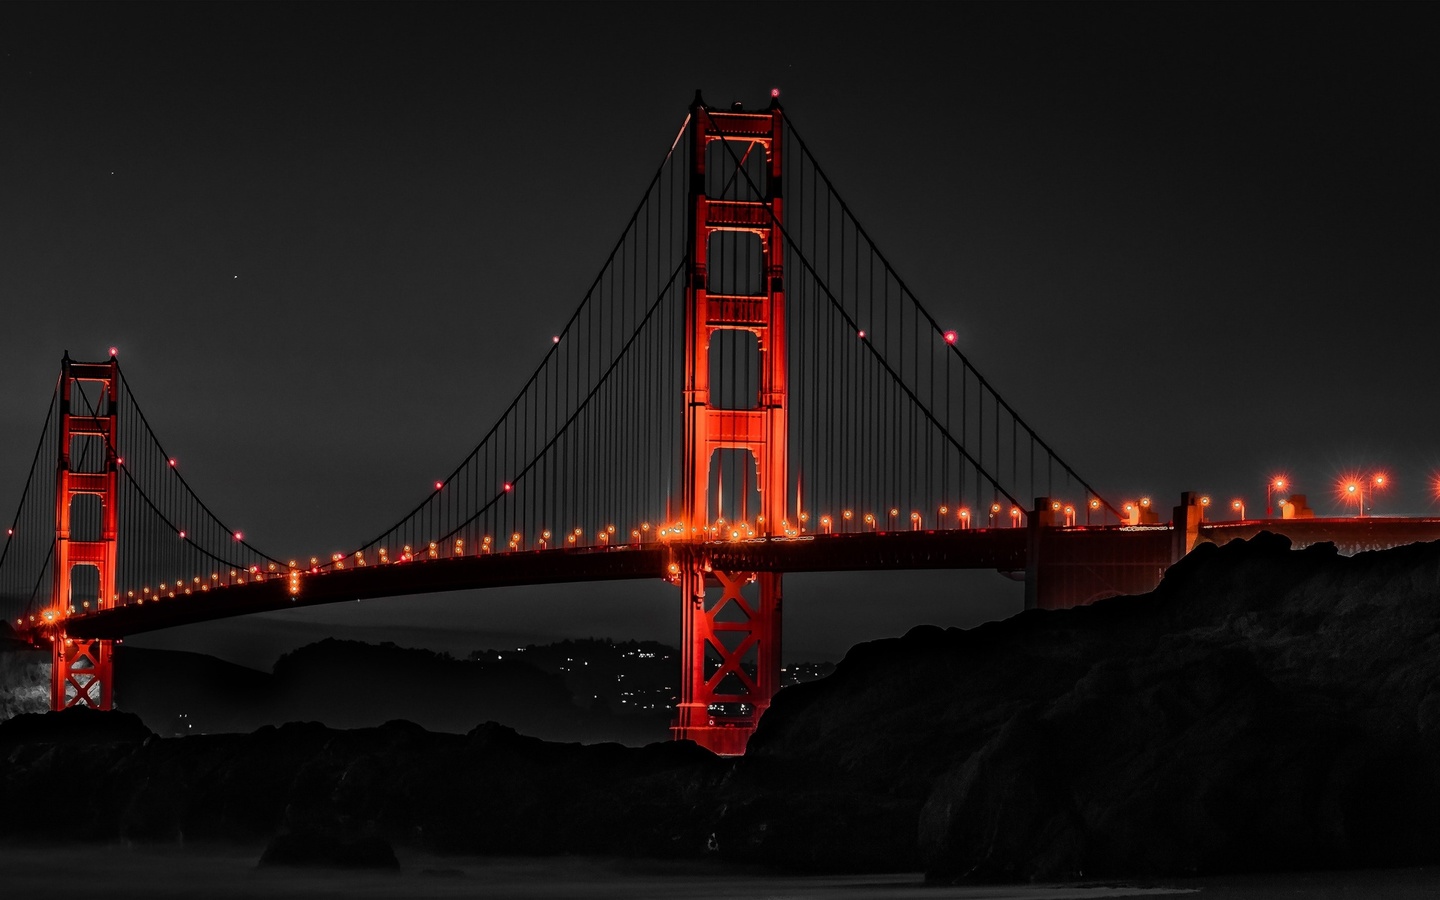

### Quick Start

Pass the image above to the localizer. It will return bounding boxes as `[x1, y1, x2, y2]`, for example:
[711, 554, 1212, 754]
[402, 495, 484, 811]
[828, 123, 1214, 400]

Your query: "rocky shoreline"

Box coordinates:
[4, 533, 1439, 881]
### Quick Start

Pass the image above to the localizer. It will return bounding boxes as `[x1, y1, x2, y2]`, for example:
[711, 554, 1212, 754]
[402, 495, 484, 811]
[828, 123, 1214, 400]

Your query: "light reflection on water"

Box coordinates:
[0, 843, 1435, 899]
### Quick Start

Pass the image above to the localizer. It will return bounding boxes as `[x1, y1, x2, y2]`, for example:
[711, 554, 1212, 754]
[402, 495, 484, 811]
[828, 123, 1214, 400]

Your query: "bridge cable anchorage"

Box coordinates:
[776, 111, 1119, 519]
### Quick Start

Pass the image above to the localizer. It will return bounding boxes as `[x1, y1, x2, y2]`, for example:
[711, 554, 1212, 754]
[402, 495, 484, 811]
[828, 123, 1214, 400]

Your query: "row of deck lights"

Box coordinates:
[40, 470, 1398, 625]
[1204, 473, 1391, 521]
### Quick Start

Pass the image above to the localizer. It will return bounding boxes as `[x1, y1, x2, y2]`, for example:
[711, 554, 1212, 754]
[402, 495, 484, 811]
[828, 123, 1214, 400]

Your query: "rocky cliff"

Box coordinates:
[3, 534, 1438, 881]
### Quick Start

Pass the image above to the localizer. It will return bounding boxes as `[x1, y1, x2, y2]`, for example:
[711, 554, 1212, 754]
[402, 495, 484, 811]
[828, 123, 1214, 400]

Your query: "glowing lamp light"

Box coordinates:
[1089, 499, 1100, 510]
[109, 347, 118, 357]
[552, 335, 560, 343]
[943, 330, 957, 344]
[857, 329, 866, 339]
[435, 481, 444, 490]
[233, 531, 243, 541]
[503, 482, 513, 492]
[168, 458, 177, 467]
[1051, 501, 1061, 511]
[1200, 496, 1211, 506]
[178, 530, 186, 540]
[991, 503, 1001, 514]
[771, 87, 780, 98]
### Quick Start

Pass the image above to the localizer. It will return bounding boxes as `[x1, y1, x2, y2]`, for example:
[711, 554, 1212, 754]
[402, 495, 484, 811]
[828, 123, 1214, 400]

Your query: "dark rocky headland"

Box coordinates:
[3, 532, 1439, 882]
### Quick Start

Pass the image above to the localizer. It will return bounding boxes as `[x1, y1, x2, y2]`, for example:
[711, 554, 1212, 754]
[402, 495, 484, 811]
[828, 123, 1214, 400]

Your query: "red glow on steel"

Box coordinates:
[233, 531, 243, 541]
[52, 356, 119, 710]
[168, 458, 176, 467]
[675, 99, 788, 755]
[108, 347, 117, 357]
[178, 531, 186, 540]
[503, 482, 513, 492]
[943, 330, 957, 344]
[771, 88, 780, 98]
[435, 481, 444, 490]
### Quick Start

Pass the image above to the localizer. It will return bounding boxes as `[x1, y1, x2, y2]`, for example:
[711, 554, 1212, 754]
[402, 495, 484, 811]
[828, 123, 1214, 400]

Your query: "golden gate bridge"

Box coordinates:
[4, 92, 1438, 755]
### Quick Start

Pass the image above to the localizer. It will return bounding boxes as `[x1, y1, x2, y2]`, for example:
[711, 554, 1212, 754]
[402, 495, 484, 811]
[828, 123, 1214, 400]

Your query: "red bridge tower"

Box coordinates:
[51, 354, 119, 709]
[673, 94, 787, 755]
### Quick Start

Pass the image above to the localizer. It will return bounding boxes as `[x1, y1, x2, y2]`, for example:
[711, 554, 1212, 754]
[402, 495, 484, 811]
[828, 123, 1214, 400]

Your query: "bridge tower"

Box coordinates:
[673, 93, 787, 755]
[50, 354, 120, 710]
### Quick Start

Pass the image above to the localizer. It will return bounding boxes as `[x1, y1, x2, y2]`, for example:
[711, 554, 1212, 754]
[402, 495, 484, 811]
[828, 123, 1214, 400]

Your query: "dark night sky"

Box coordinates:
[2, 4, 1436, 667]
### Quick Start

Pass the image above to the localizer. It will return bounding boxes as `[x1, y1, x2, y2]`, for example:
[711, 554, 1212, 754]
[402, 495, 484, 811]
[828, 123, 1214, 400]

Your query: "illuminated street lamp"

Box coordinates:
[1232, 499, 1245, 520]
[1341, 472, 1387, 517]
[1087, 497, 1100, 526]
[958, 508, 970, 529]
[1266, 476, 1288, 518]
[1371, 473, 1389, 513]
[990, 502, 1001, 527]
[1199, 495, 1211, 521]
[1009, 506, 1022, 527]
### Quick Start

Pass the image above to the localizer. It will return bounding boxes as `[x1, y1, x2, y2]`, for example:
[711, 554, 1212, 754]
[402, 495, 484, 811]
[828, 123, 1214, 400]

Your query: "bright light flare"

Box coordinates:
[1337, 473, 1365, 507]
[943, 330, 957, 344]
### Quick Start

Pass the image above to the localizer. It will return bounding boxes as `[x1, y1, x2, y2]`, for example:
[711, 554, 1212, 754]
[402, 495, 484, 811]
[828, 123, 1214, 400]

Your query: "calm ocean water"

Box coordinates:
[1, 843, 1435, 898]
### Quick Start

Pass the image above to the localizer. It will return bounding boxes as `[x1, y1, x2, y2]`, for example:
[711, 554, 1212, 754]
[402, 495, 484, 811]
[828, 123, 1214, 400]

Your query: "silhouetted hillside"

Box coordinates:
[116, 639, 669, 744]
[5, 534, 1440, 881]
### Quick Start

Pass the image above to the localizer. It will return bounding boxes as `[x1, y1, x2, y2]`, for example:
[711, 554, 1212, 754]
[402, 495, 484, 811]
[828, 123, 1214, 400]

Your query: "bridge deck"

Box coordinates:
[54, 517, 1440, 640]
[63, 528, 1030, 639]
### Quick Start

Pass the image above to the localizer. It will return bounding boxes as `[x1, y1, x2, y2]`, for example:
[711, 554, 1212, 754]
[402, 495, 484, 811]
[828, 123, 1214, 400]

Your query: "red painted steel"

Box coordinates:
[51, 355, 119, 710]
[676, 93, 787, 754]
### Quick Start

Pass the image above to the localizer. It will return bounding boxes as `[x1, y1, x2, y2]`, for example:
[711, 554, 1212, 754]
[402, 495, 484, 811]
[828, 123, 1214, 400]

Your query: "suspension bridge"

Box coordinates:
[4, 92, 1437, 755]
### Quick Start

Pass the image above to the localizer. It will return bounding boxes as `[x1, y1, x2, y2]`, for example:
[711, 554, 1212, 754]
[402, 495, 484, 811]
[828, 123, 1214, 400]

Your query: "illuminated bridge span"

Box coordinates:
[4, 93, 1435, 755]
